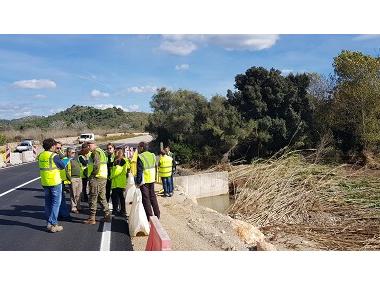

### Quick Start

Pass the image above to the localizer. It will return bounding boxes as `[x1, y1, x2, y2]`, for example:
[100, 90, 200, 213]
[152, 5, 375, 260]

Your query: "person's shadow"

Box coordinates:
[0, 204, 47, 232]
[0, 187, 85, 232]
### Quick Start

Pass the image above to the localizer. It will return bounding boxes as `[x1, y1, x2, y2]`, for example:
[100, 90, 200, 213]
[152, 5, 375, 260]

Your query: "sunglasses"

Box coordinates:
[56, 147, 61, 150]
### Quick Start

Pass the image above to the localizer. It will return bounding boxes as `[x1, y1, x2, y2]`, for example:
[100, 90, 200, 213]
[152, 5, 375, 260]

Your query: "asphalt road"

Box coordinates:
[0, 162, 133, 251]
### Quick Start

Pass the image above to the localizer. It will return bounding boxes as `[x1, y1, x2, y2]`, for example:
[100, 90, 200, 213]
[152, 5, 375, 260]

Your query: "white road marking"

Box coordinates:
[0, 161, 36, 171]
[100, 218, 112, 251]
[0, 176, 40, 198]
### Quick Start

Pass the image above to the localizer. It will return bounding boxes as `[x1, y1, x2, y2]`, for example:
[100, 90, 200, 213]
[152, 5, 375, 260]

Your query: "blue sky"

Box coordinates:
[0, 34, 380, 119]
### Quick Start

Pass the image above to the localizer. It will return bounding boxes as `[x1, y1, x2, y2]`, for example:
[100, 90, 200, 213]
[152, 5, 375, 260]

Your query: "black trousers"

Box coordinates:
[111, 188, 126, 214]
[140, 183, 160, 219]
[106, 179, 112, 202]
[81, 178, 89, 202]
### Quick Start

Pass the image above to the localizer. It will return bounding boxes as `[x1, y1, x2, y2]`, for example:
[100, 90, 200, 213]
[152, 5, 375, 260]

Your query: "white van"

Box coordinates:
[78, 133, 95, 143]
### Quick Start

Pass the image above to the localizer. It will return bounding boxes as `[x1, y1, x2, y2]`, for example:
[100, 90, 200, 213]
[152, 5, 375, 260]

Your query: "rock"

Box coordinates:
[221, 230, 226, 234]
[231, 219, 265, 246]
[257, 240, 277, 251]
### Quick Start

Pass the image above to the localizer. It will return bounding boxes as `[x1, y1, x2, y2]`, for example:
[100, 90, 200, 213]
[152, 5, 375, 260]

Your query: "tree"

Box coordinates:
[50, 120, 67, 129]
[146, 88, 209, 163]
[146, 88, 242, 166]
[70, 120, 87, 131]
[227, 66, 315, 160]
[332, 50, 380, 155]
[199, 96, 243, 164]
[307, 72, 336, 139]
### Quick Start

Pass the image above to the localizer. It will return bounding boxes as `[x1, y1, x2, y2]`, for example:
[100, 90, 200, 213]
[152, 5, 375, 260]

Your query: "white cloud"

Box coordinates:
[15, 111, 32, 117]
[34, 94, 47, 99]
[49, 108, 64, 114]
[90, 89, 110, 98]
[127, 85, 157, 93]
[128, 104, 140, 112]
[12, 79, 56, 89]
[159, 40, 197, 56]
[281, 69, 293, 75]
[353, 34, 380, 41]
[159, 35, 279, 55]
[0, 103, 33, 119]
[93, 104, 139, 112]
[175, 63, 190, 71]
[94, 104, 122, 110]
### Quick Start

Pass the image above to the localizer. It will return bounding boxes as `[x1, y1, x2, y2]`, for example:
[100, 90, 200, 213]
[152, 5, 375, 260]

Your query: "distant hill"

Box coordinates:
[0, 105, 149, 131]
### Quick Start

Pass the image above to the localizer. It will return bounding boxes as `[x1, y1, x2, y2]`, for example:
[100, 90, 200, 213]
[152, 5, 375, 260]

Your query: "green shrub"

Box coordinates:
[0, 133, 7, 145]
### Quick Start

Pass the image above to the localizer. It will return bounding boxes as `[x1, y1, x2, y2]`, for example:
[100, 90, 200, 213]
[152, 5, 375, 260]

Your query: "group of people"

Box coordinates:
[37, 138, 175, 233]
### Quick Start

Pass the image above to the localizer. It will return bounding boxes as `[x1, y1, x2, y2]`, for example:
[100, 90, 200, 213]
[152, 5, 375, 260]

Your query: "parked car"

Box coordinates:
[15, 140, 33, 152]
[78, 133, 95, 143]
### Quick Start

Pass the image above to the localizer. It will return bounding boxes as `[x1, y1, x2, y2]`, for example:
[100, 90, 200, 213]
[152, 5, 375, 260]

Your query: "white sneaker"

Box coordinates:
[49, 224, 63, 233]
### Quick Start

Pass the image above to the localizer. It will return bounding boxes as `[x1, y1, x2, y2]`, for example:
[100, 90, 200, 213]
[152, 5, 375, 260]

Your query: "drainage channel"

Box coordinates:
[196, 194, 234, 214]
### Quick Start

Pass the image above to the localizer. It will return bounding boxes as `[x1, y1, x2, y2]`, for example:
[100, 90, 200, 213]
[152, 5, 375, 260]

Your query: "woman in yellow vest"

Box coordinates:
[110, 147, 130, 216]
[158, 150, 173, 197]
[37, 138, 66, 233]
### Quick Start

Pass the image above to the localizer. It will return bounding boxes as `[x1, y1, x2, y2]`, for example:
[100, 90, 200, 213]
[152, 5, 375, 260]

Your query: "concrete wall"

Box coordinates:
[174, 171, 229, 199]
[10, 152, 22, 165]
[22, 151, 35, 163]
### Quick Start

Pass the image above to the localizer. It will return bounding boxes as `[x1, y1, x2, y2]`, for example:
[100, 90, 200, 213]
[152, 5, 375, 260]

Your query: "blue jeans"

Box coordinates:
[169, 175, 174, 193]
[162, 176, 174, 195]
[59, 183, 71, 218]
[44, 184, 62, 226]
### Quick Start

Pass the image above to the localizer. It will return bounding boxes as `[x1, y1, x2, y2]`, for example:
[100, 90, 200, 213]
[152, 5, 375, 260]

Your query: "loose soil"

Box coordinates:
[132, 186, 273, 251]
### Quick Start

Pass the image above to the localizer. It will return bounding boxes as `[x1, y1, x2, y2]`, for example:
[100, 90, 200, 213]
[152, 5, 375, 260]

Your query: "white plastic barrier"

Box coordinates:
[128, 188, 150, 237]
[22, 151, 35, 163]
[125, 173, 137, 215]
[10, 152, 22, 165]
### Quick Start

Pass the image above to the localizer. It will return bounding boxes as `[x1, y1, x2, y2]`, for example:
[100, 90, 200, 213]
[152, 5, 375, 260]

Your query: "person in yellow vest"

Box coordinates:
[57, 145, 71, 221]
[135, 141, 160, 219]
[110, 147, 130, 216]
[83, 141, 111, 224]
[158, 150, 174, 197]
[79, 143, 91, 203]
[38, 138, 66, 233]
[106, 143, 115, 204]
[130, 148, 138, 178]
[63, 148, 83, 214]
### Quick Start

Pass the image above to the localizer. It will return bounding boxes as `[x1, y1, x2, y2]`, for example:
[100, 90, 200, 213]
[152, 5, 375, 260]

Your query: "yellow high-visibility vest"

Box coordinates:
[130, 150, 138, 176]
[60, 157, 70, 184]
[110, 158, 129, 189]
[38, 151, 61, 186]
[86, 152, 93, 177]
[138, 151, 156, 184]
[158, 155, 173, 178]
[87, 148, 108, 179]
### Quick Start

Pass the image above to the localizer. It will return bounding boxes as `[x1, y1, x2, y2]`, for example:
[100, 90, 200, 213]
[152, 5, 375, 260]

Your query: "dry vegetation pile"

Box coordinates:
[225, 152, 380, 250]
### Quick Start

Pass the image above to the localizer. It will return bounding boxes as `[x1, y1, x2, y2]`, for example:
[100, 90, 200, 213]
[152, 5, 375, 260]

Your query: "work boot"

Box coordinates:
[103, 213, 112, 223]
[49, 224, 63, 233]
[83, 215, 96, 225]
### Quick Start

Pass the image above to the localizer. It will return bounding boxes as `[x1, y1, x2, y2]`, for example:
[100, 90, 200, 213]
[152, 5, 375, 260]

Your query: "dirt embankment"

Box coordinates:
[132, 187, 275, 251]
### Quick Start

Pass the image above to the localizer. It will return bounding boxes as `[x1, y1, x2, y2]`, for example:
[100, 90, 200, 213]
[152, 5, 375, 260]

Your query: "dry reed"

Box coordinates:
[226, 152, 380, 250]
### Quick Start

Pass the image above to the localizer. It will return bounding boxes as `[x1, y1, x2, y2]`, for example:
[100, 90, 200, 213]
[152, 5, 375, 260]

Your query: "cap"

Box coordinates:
[81, 141, 95, 148]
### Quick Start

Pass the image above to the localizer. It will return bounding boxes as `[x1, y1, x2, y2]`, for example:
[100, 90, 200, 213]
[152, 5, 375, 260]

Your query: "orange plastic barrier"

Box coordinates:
[145, 216, 171, 251]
